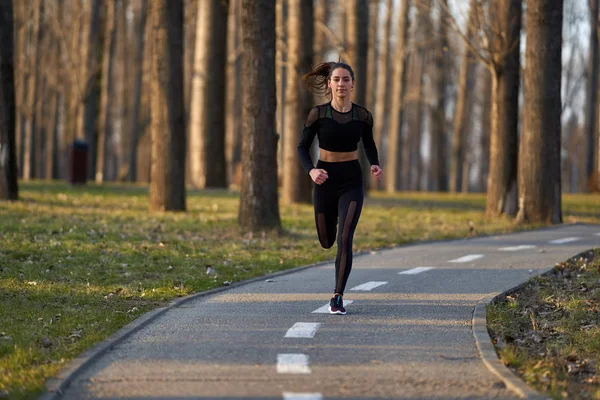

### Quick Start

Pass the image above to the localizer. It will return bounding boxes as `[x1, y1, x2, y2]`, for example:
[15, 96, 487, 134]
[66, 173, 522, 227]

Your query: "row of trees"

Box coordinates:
[0, 0, 591, 232]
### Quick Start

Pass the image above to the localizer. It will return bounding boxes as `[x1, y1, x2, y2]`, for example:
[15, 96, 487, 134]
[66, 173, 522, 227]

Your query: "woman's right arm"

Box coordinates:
[297, 107, 319, 174]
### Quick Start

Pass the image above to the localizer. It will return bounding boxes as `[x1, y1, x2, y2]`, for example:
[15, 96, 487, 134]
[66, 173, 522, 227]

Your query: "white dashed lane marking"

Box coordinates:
[277, 354, 311, 374]
[498, 245, 536, 251]
[549, 237, 580, 244]
[284, 322, 321, 338]
[448, 254, 484, 263]
[283, 393, 323, 400]
[349, 281, 388, 291]
[311, 300, 354, 314]
[398, 267, 435, 275]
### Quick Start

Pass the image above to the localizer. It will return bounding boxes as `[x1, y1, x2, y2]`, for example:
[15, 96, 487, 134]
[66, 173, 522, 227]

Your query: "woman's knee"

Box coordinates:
[319, 234, 335, 249]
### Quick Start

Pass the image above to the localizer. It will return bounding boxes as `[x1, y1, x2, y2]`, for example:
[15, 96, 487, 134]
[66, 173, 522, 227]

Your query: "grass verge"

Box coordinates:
[487, 249, 600, 399]
[0, 181, 598, 399]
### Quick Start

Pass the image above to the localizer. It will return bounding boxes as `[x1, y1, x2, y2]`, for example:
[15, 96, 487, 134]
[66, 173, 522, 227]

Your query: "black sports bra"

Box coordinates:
[297, 102, 380, 173]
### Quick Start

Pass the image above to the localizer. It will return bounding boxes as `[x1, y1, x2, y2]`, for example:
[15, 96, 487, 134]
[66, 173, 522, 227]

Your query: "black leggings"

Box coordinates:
[313, 160, 364, 296]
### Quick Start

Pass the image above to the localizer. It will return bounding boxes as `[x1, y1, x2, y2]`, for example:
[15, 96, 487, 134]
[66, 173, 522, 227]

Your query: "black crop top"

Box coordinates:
[297, 102, 380, 173]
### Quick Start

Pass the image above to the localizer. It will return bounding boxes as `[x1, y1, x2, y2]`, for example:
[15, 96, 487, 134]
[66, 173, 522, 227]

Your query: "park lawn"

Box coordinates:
[0, 181, 598, 399]
[487, 249, 600, 399]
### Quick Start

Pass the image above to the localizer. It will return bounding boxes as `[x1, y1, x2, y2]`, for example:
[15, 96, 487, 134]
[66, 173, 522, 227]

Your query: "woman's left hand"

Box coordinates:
[371, 165, 383, 180]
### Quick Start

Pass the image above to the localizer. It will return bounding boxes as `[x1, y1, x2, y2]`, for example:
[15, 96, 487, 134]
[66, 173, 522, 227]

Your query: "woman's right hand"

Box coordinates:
[309, 168, 328, 185]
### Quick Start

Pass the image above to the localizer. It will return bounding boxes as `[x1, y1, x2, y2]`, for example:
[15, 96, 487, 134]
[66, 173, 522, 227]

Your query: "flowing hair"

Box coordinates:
[301, 62, 355, 96]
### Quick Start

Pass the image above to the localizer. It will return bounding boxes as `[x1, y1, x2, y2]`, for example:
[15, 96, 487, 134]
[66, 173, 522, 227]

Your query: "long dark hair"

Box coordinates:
[301, 62, 355, 96]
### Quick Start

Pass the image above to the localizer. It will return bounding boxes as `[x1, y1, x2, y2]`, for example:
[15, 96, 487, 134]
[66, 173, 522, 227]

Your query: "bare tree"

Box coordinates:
[188, 0, 228, 189]
[149, 0, 186, 211]
[516, 0, 563, 224]
[585, 0, 599, 191]
[96, 0, 117, 183]
[238, 0, 281, 233]
[282, 0, 313, 204]
[385, 0, 410, 192]
[366, 0, 379, 111]
[429, 0, 449, 192]
[439, 0, 522, 214]
[226, 0, 242, 187]
[477, 67, 491, 192]
[0, 0, 18, 200]
[373, 0, 393, 172]
[21, 0, 42, 180]
[76, 0, 101, 154]
[448, 0, 477, 193]
[127, 0, 148, 182]
[346, 0, 372, 188]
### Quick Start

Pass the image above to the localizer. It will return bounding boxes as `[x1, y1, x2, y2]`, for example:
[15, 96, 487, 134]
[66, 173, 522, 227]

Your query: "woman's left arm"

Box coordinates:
[362, 112, 383, 180]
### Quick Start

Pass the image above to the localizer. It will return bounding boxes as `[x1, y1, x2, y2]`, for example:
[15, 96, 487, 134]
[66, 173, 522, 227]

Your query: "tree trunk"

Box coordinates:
[385, 0, 410, 192]
[188, 0, 228, 189]
[45, 90, 58, 180]
[22, 0, 42, 181]
[429, 0, 449, 192]
[77, 0, 101, 147]
[516, 0, 563, 224]
[411, 52, 425, 191]
[449, 0, 477, 193]
[149, 0, 186, 211]
[96, 0, 117, 184]
[0, 0, 18, 200]
[275, 0, 285, 188]
[366, 0, 379, 111]
[478, 67, 491, 192]
[128, 0, 147, 182]
[586, 0, 599, 191]
[485, 0, 522, 217]
[313, 0, 326, 64]
[373, 0, 393, 172]
[238, 0, 281, 233]
[282, 0, 313, 204]
[66, 0, 82, 148]
[226, 0, 242, 187]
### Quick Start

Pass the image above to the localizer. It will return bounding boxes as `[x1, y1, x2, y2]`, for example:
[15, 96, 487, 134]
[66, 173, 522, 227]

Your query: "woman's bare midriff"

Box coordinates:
[319, 148, 358, 162]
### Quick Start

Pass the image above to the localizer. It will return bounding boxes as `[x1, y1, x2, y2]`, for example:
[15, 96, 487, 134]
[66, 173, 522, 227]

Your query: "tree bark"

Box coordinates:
[96, 0, 117, 183]
[585, 0, 599, 191]
[313, 0, 326, 64]
[429, 0, 449, 192]
[366, 0, 379, 111]
[45, 90, 58, 180]
[127, 0, 147, 182]
[188, 0, 228, 189]
[385, 0, 410, 192]
[373, 0, 393, 171]
[282, 0, 313, 204]
[0, 0, 18, 200]
[485, 0, 522, 217]
[275, 0, 285, 187]
[449, 0, 477, 193]
[238, 0, 281, 233]
[478, 67, 491, 192]
[149, 0, 186, 211]
[516, 0, 563, 224]
[77, 0, 101, 148]
[21, 0, 42, 181]
[226, 0, 242, 187]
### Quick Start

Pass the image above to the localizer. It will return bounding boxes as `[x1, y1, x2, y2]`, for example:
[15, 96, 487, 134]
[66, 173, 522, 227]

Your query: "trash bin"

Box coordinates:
[67, 140, 88, 185]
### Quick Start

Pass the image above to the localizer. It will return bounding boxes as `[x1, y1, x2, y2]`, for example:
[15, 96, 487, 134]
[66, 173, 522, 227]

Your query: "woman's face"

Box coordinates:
[328, 68, 354, 99]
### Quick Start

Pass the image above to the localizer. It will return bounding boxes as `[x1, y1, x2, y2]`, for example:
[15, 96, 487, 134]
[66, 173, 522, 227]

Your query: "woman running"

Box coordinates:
[298, 62, 383, 315]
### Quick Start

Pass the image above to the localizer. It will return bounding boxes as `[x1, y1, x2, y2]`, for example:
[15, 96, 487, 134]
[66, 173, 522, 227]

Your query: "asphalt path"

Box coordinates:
[56, 224, 600, 400]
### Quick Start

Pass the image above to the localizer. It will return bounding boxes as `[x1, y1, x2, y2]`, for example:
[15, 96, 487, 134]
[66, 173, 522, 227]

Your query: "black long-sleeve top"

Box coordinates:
[297, 102, 380, 173]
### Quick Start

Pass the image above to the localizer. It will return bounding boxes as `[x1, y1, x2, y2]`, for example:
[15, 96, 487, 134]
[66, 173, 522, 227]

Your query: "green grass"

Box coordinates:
[487, 250, 600, 399]
[0, 181, 599, 399]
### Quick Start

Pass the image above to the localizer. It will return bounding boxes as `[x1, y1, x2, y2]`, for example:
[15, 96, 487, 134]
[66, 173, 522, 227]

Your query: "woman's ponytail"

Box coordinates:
[302, 62, 335, 95]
